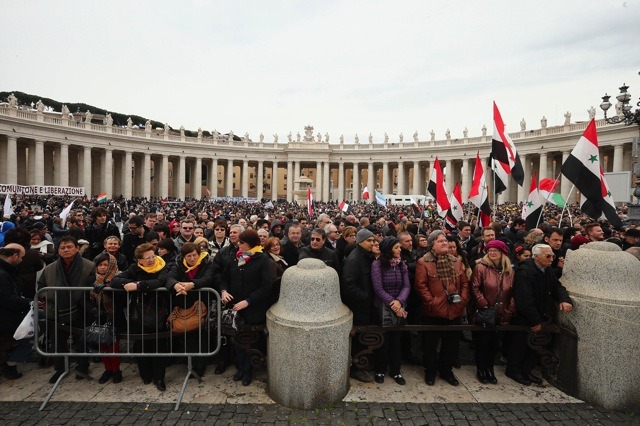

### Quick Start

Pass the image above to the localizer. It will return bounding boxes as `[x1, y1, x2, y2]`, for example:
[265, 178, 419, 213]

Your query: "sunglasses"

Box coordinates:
[310, 237, 323, 242]
[182, 227, 193, 230]
[543, 254, 556, 259]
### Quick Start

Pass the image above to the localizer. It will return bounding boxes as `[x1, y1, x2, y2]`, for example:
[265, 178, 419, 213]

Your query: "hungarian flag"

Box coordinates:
[580, 167, 624, 229]
[97, 192, 107, 204]
[522, 172, 543, 230]
[445, 182, 463, 230]
[362, 186, 370, 200]
[468, 152, 491, 227]
[306, 187, 313, 217]
[491, 102, 524, 194]
[339, 200, 349, 212]
[538, 178, 566, 207]
[561, 119, 622, 227]
[427, 157, 451, 218]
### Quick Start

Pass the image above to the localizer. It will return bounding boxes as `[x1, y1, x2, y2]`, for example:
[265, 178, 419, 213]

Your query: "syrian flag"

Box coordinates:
[445, 183, 463, 230]
[522, 172, 543, 231]
[375, 191, 387, 207]
[538, 178, 566, 208]
[427, 157, 451, 218]
[491, 102, 524, 194]
[59, 201, 75, 227]
[580, 167, 624, 229]
[3, 194, 14, 219]
[339, 200, 350, 212]
[468, 152, 491, 227]
[97, 192, 107, 204]
[161, 196, 169, 206]
[362, 186, 370, 200]
[306, 187, 313, 217]
[410, 196, 422, 217]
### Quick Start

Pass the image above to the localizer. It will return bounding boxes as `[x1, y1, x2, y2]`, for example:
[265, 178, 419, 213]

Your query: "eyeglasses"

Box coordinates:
[238, 240, 245, 244]
[182, 227, 193, 230]
[214, 228, 226, 231]
[543, 254, 556, 259]
[172, 224, 180, 228]
[310, 237, 323, 242]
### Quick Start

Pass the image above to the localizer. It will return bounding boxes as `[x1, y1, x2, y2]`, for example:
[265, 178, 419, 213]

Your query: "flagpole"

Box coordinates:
[492, 164, 497, 222]
[560, 184, 576, 227]
[535, 171, 563, 228]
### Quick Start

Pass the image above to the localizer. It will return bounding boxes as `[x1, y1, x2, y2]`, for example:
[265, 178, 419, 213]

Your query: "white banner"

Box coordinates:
[0, 184, 85, 196]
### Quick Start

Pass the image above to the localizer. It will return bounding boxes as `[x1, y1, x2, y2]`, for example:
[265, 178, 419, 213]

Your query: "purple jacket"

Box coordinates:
[371, 259, 411, 308]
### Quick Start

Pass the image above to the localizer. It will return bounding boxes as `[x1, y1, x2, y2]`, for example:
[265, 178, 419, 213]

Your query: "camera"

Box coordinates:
[447, 292, 462, 304]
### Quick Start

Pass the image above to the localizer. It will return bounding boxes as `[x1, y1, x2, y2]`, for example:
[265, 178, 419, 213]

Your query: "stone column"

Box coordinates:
[226, 159, 234, 197]
[294, 161, 301, 183]
[367, 162, 375, 203]
[323, 162, 331, 201]
[266, 259, 352, 409]
[123, 152, 132, 199]
[17, 146, 26, 185]
[412, 161, 421, 195]
[539, 152, 548, 181]
[613, 145, 624, 172]
[445, 159, 453, 194]
[209, 158, 218, 198]
[272, 161, 279, 201]
[193, 157, 202, 199]
[242, 159, 249, 198]
[315, 161, 322, 201]
[381, 162, 390, 195]
[160, 155, 169, 198]
[352, 162, 360, 202]
[257, 160, 264, 200]
[57, 142, 69, 187]
[34, 140, 45, 186]
[104, 149, 113, 198]
[141, 153, 150, 199]
[177, 155, 186, 200]
[461, 158, 470, 203]
[6, 136, 17, 184]
[287, 161, 293, 202]
[337, 162, 344, 202]
[397, 161, 405, 195]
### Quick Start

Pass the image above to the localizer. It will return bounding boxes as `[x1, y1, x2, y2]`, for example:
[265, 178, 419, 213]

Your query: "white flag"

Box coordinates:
[59, 201, 75, 227]
[3, 195, 14, 218]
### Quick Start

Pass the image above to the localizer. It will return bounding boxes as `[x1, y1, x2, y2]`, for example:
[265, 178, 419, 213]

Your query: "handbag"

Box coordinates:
[13, 305, 35, 340]
[221, 308, 244, 334]
[167, 300, 207, 333]
[82, 321, 115, 347]
[475, 272, 504, 326]
[380, 304, 407, 326]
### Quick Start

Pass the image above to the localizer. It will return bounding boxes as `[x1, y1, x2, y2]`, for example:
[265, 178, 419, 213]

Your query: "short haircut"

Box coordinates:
[457, 221, 471, 231]
[0, 246, 23, 258]
[134, 243, 156, 259]
[180, 242, 200, 256]
[585, 223, 601, 235]
[128, 215, 145, 227]
[230, 224, 245, 233]
[58, 235, 79, 248]
[545, 227, 563, 238]
[91, 207, 109, 220]
[145, 213, 157, 220]
[214, 219, 227, 229]
[482, 227, 495, 236]
[145, 231, 160, 242]
[263, 237, 281, 253]
[287, 223, 302, 235]
[427, 230, 446, 245]
[311, 228, 326, 240]
[104, 235, 122, 245]
[180, 218, 195, 226]
[532, 243, 551, 255]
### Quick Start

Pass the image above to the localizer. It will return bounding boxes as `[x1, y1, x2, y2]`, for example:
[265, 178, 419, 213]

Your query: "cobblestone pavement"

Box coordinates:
[1, 401, 637, 425]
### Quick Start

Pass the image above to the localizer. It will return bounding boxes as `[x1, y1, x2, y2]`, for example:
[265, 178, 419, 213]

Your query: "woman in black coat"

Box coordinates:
[111, 243, 170, 391]
[220, 229, 273, 386]
[165, 242, 215, 378]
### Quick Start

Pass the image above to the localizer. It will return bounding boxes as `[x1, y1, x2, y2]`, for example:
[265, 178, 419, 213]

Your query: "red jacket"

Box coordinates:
[414, 253, 469, 319]
[470, 260, 516, 324]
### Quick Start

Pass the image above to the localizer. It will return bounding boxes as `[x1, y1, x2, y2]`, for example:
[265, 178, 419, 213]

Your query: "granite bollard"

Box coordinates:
[558, 242, 640, 411]
[266, 258, 353, 409]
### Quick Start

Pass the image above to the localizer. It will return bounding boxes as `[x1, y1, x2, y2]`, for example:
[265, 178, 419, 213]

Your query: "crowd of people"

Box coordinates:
[0, 194, 638, 391]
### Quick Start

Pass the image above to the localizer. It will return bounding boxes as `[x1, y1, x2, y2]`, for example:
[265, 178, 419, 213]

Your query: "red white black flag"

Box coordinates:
[491, 102, 524, 194]
[468, 152, 491, 227]
[427, 157, 451, 218]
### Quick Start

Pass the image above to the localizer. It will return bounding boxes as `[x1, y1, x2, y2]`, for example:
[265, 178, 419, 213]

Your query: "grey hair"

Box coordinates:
[427, 230, 446, 245]
[257, 228, 269, 236]
[532, 243, 551, 255]
[230, 224, 245, 233]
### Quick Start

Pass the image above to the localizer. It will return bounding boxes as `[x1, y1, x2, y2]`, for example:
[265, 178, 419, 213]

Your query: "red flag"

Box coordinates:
[445, 182, 463, 229]
[307, 187, 313, 217]
[491, 102, 524, 194]
[468, 152, 491, 227]
[362, 186, 370, 200]
[427, 157, 451, 218]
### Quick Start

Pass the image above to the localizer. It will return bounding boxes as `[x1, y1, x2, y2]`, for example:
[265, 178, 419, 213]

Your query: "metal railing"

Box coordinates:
[34, 286, 221, 411]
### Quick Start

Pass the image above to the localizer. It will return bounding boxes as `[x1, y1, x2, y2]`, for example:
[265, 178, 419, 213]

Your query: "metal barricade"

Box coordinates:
[34, 286, 221, 411]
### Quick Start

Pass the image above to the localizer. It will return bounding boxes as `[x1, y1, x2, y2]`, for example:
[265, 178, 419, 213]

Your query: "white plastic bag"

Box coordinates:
[13, 305, 35, 340]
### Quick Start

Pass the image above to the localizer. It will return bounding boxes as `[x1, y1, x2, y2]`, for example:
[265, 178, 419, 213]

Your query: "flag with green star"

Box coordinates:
[523, 171, 543, 230]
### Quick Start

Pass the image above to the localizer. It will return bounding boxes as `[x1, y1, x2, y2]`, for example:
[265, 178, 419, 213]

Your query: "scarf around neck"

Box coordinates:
[237, 246, 263, 267]
[183, 251, 209, 273]
[95, 254, 119, 286]
[138, 256, 166, 274]
[431, 250, 457, 288]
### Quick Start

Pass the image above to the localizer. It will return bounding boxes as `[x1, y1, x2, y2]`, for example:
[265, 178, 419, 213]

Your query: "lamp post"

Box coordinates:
[600, 74, 640, 218]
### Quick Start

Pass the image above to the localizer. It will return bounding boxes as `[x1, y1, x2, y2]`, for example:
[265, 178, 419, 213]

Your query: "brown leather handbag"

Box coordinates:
[167, 300, 207, 333]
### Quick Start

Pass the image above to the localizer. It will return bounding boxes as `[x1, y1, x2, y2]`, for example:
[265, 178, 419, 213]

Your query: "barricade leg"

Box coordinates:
[40, 356, 70, 411]
[175, 356, 199, 411]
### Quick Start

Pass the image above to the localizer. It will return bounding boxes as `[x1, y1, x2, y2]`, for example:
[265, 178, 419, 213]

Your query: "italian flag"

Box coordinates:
[97, 192, 107, 204]
[538, 178, 566, 208]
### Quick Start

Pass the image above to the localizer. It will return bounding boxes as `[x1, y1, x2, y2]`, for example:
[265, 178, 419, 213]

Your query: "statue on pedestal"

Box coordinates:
[564, 111, 571, 125]
[296, 132, 301, 142]
[541, 116, 547, 128]
[354, 134, 359, 144]
[520, 118, 526, 131]
[287, 132, 293, 143]
[339, 134, 344, 144]
[260, 133, 264, 142]
[180, 126, 185, 137]
[126, 117, 132, 128]
[463, 127, 468, 138]
[303, 124, 314, 142]
[384, 132, 389, 143]
[164, 123, 170, 135]
[105, 113, 113, 126]
[7, 93, 17, 108]
[61, 104, 70, 117]
[430, 129, 435, 141]
[198, 127, 203, 138]
[325, 132, 330, 143]
[85, 110, 93, 123]
[228, 130, 234, 141]
[399, 132, 403, 143]
[481, 124, 487, 136]
[445, 129, 451, 139]
[413, 130, 419, 142]
[317, 132, 321, 143]
[368, 133, 373, 144]
[588, 106, 596, 120]
[244, 132, 250, 141]
[273, 133, 278, 143]
[36, 100, 44, 113]
[212, 129, 220, 140]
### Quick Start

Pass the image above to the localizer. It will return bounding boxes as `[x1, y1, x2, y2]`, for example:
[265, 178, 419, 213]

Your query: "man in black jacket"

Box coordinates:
[507, 243, 573, 386]
[0, 244, 30, 379]
[299, 228, 341, 275]
[84, 207, 121, 260]
[341, 228, 376, 382]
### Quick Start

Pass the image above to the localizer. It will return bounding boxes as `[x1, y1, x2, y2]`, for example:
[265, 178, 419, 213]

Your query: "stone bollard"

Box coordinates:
[266, 258, 353, 409]
[558, 242, 640, 411]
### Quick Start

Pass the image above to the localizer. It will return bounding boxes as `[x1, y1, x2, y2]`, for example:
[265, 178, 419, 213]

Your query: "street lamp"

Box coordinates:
[600, 73, 640, 213]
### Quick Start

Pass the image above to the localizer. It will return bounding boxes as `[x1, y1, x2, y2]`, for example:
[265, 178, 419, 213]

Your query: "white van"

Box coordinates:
[385, 194, 434, 206]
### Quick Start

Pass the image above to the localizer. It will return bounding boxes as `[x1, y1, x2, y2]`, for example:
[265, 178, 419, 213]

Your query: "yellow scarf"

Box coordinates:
[183, 251, 209, 273]
[138, 256, 166, 274]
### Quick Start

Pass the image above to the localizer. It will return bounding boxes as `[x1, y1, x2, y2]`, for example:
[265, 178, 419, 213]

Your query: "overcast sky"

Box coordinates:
[2, 0, 639, 143]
